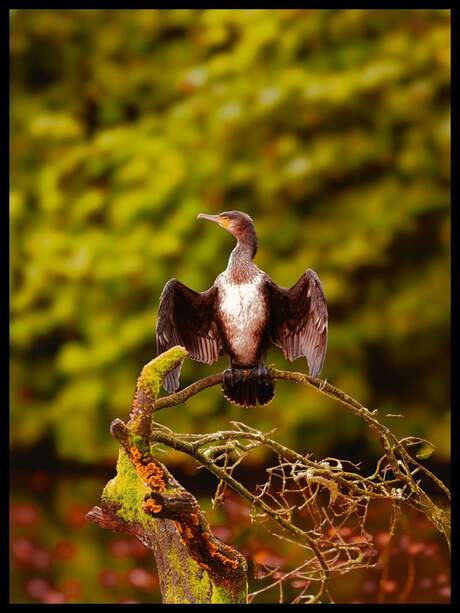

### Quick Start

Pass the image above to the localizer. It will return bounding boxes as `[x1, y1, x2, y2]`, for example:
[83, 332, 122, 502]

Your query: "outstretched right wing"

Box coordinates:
[267, 269, 328, 378]
[156, 278, 222, 393]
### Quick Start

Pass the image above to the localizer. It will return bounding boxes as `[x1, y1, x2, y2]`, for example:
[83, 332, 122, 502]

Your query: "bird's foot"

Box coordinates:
[223, 368, 245, 386]
[252, 364, 271, 386]
[224, 367, 270, 386]
[223, 369, 234, 387]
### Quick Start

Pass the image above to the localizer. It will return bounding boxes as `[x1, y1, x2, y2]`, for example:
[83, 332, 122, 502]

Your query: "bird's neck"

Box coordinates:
[227, 231, 258, 282]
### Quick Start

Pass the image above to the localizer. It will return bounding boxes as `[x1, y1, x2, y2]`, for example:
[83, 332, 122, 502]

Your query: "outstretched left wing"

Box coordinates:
[156, 278, 222, 393]
[267, 269, 328, 378]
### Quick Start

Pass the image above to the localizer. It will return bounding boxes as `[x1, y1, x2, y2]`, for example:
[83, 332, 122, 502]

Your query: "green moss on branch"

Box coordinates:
[88, 346, 248, 604]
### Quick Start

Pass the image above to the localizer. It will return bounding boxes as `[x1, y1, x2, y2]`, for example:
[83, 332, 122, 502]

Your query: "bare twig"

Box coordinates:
[89, 348, 450, 604]
[152, 366, 451, 553]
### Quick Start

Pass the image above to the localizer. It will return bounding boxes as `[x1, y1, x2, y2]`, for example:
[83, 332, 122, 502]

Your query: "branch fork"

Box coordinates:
[87, 346, 450, 604]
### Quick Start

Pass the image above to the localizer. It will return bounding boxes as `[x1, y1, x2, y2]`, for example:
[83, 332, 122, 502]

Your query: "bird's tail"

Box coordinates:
[222, 375, 274, 408]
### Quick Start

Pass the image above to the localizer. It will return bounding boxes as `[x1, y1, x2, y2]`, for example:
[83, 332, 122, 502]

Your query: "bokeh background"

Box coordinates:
[10, 9, 450, 604]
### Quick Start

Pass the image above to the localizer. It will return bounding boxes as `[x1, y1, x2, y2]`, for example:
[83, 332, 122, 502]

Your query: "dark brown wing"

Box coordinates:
[156, 278, 222, 393]
[267, 269, 328, 378]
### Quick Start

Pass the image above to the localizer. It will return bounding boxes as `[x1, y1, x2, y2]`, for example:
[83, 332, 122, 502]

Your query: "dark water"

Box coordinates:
[10, 467, 450, 604]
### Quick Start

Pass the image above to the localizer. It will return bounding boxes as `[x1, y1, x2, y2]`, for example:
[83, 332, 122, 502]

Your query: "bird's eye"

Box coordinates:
[219, 215, 231, 228]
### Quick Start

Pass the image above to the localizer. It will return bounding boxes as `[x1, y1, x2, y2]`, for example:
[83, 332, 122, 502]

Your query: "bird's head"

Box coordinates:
[197, 210, 256, 242]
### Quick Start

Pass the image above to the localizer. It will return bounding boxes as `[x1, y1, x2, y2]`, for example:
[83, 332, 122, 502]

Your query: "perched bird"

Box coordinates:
[156, 211, 328, 407]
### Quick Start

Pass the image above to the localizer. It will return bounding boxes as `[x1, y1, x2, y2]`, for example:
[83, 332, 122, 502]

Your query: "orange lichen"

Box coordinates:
[140, 461, 166, 492]
[198, 561, 211, 571]
[128, 445, 167, 492]
[126, 439, 243, 579]
[203, 532, 239, 569]
[130, 446, 143, 462]
[174, 521, 187, 546]
[143, 499, 163, 514]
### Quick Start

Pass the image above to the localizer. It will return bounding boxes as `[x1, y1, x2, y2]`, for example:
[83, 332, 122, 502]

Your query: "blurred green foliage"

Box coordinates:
[10, 9, 450, 463]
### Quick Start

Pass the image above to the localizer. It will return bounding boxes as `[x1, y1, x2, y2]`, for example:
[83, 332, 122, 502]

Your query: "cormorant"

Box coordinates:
[156, 211, 328, 407]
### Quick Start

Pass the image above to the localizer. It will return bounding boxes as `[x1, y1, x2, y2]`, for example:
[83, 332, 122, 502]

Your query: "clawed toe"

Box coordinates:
[223, 369, 234, 387]
[224, 368, 245, 386]
[225, 366, 271, 387]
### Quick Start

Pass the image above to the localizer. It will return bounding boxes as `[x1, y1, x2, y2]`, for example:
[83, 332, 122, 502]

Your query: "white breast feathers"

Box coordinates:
[217, 273, 266, 365]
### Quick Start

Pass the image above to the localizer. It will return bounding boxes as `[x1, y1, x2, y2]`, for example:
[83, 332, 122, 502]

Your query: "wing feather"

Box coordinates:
[156, 278, 222, 393]
[267, 269, 328, 378]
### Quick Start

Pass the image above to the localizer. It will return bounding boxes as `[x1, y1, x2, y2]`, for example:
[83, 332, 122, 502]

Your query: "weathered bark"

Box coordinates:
[87, 347, 248, 604]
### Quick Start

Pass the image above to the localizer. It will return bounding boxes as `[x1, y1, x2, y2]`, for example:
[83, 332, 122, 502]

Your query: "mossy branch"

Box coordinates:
[88, 346, 450, 605]
[87, 347, 247, 604]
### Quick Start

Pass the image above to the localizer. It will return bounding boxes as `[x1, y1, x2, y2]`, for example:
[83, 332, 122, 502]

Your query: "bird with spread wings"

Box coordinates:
[156, 211, 327, 408]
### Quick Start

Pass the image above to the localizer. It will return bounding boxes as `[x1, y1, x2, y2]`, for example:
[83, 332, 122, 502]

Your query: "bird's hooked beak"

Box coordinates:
[197, 213, 230, 229]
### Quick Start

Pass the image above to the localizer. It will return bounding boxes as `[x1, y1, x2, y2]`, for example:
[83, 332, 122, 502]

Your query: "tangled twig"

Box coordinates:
[89, 347, 450, 604]
[149, 363, 450, 602]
